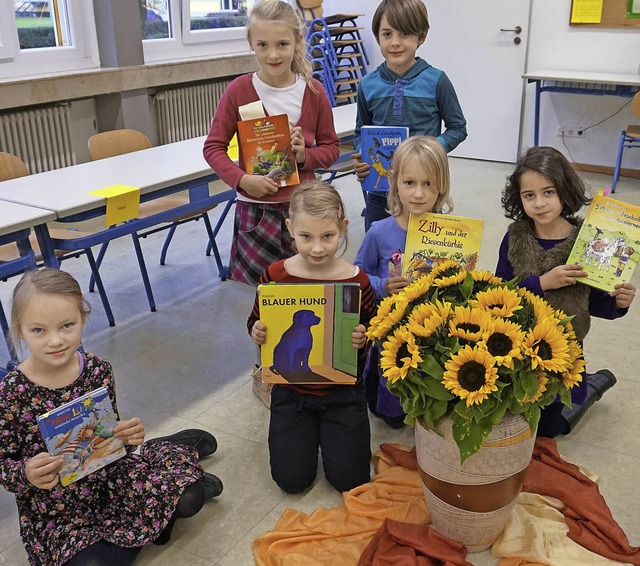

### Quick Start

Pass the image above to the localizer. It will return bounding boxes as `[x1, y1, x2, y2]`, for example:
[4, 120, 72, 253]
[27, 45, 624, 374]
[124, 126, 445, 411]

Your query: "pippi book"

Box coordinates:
[360, 125, 408, 192]
[402, 212, 484, 282]
[36, 387, 126, 486]
[258, 283, 361, 384]
[236, 114, 299, 187]
[566, 192, 640, 292]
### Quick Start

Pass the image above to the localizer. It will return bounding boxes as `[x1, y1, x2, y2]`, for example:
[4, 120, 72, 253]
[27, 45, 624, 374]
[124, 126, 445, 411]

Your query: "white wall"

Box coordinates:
[323, 0, 640, 170]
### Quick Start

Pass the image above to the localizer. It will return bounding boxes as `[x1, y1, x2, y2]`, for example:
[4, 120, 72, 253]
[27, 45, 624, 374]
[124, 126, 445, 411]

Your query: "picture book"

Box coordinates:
[259, 283, 361, 384]
[236, 114, 299, 188]
[566, 193, 640, 292]
[37, 387, 126, 486]
[402, 212, 484, 282]
[360, 125, 409, 192]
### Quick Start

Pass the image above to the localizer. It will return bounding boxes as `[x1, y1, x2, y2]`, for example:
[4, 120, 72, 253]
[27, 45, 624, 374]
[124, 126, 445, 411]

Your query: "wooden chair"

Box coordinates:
[87, 129, 229, 311]
[0, 152, 119, 326]
[611, 92, 640, 193]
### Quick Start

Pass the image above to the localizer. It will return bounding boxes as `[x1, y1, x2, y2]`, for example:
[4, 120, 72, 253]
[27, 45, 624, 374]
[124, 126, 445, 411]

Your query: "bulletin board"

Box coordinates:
[570, 0, 640, 27]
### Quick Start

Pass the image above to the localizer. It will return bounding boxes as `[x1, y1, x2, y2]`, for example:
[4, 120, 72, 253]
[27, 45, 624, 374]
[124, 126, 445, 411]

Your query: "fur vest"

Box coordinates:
[507, 219, 590, 341]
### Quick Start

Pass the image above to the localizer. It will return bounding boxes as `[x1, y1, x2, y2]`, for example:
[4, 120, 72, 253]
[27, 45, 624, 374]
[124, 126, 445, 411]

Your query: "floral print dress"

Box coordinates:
[0, 353, 204, 566]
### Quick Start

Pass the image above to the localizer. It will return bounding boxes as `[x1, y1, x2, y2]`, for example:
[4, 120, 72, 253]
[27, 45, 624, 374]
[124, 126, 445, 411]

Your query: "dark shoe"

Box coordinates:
[149, 429, 217, 459]
[561, 370, 617, 432]
[202, 472, 223, 500]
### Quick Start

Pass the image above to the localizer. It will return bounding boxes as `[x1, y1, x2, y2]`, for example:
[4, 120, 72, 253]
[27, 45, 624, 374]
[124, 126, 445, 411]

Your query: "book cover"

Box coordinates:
[259, 283, 361, 384]
[37, 386, 126, 486]
[402, 212, 484, 282]
[566, 193, 640, 291]
[360, 126, 409, 192]
[236, 114, 299, 187]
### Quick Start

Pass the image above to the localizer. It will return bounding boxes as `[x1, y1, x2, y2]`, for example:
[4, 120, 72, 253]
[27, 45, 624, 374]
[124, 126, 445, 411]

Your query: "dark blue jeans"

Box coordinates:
[364, 192, 390, 232]
[269, 384, 371, 493]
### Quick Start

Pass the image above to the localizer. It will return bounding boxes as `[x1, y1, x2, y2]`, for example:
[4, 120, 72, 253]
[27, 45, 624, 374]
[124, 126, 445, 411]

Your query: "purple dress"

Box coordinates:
[0, 353, 204, 566]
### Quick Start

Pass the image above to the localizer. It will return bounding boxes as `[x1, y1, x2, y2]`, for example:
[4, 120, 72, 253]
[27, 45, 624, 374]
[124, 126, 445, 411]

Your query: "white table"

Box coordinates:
[522, 70, 640, 146]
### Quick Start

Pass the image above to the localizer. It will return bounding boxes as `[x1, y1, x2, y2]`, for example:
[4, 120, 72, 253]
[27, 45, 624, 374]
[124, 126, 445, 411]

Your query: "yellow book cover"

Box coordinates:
[402, 212, 484, 282]
[236, 114, 299, 187]
[566, 193, 640, 292]
[259, 283, 361, 384]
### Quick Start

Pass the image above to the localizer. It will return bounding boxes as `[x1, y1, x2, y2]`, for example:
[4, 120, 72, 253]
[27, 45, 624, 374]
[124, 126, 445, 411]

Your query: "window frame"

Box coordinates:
[0, 0, 100, 80]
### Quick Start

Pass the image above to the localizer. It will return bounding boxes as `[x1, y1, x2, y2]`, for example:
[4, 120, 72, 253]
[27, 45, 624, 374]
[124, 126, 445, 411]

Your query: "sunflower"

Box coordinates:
[522, 371, 549, 403]
[430, 259, 462, 279]
[448, 306, 492, 343]
[443, 345, 499, 406]
[366, 295, 409, 340]
[479, 317, 525, 368]
[525, 292, 557, 323]
[523, 318, 571, 373]
[380, 326, 422, 383]
[407, 300, 452, 338]
[433, 269, 467, 289]
[562, 340, 585, 389]
[471, 286, 523, 318]
[403, 274, 434, 302]
[471, 270, 503, 285]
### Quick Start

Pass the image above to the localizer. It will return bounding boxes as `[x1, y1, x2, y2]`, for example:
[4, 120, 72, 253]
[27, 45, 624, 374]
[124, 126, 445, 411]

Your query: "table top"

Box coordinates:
[0, 201, 56, 237]
[0, 103, 358, 220]
[523, 69, 640, 87]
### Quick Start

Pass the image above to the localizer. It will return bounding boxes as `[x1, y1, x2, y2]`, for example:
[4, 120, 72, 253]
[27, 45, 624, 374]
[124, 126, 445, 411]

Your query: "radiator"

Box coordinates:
[154, 79, 232, 145]
[0, 104, 75, 174]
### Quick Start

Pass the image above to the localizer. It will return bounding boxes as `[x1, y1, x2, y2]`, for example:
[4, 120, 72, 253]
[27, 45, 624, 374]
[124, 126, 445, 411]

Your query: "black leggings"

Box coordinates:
[64, 481, 206, 564]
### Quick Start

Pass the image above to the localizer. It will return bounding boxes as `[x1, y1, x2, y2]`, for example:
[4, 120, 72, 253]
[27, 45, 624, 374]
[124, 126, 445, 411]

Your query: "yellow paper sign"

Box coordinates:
[88, 185, 141, 226]
[570, 0, 603, 23]
[227, 133, 239, 161]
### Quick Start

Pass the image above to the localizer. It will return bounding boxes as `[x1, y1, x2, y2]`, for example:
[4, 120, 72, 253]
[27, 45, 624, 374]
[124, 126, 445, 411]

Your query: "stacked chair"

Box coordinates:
[296, 0, 368, 106]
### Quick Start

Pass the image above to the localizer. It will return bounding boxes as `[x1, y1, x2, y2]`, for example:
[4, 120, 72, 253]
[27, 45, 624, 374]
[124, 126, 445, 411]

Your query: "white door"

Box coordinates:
[423, 1, 531, 162]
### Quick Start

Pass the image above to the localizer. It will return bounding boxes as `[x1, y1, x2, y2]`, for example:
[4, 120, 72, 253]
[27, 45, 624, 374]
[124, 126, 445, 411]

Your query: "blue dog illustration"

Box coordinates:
[271, 309, 321, 377]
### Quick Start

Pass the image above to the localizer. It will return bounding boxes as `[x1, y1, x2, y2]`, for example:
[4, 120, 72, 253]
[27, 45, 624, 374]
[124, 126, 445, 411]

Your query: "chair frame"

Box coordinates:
[611, 92, 640, 193]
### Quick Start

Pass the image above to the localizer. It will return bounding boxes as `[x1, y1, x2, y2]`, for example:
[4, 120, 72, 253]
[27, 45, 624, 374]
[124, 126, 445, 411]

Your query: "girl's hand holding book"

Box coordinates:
[251, 321, 267, 345]
[25, 452, 64, 490]
[386, 275, 408, 296]
[611, 282, 636, 309]
[351, 324, 366, 349]
[291, 126, 305, 165]
[113, 418, 145, 446]
[239, 174, 279, 198]
[540, 264, 587, 291]
[350, 152, 371, 183]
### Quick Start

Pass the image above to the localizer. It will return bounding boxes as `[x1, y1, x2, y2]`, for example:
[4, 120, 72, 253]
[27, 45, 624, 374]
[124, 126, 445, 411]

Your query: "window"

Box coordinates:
[1, 1, 99, 79]
[142, 0, 255, 62]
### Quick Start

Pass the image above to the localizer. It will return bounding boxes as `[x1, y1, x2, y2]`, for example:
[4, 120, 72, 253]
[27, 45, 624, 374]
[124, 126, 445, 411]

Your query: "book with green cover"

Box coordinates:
[258, 283, 361, 384]
[401, 212, 484, 282]
[566, 193, 640, 292]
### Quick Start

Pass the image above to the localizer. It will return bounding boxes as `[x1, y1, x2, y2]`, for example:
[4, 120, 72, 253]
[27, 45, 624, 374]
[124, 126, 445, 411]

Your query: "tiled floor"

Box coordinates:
[1, 159, 638, 565]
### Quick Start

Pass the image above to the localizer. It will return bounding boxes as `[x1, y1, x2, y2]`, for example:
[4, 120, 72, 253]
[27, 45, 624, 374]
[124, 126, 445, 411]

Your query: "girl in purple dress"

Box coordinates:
[0, 269, 222, 566]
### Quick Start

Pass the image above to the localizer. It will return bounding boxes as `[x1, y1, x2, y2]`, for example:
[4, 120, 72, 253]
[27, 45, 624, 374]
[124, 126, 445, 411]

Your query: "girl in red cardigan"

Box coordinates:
[248, 182, 376, 493]
[203, 0, 340, 285]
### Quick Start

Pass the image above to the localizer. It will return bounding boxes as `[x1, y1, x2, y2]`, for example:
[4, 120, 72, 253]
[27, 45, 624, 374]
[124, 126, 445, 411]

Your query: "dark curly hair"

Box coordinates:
[502, 146, 591, 221]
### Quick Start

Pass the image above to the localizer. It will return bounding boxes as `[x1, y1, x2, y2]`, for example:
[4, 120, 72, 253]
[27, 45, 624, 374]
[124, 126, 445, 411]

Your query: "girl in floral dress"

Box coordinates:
[0, 269, 222, 566]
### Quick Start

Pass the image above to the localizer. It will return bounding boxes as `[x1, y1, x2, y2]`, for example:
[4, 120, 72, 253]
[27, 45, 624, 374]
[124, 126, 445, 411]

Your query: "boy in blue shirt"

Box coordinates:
[352, 0, 467, 231]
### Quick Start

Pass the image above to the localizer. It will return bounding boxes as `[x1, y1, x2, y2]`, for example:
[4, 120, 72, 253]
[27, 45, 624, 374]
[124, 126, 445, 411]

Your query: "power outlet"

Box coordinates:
[558, 126, 587, 138]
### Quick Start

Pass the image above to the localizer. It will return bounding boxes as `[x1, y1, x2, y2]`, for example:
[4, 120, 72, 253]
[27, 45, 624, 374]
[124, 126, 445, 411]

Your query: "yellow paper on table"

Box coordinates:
[227, 133, 239, 161]
[88, 185, 140, 226]
[570, 0, 603, 23]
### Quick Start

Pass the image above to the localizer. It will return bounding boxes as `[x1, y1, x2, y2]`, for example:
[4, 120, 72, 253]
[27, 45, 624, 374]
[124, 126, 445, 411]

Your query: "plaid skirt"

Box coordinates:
[230, 200, 295, 285]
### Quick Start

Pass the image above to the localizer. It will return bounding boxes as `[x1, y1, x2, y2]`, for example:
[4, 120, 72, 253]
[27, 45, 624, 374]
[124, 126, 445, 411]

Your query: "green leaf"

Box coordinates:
[459, 272, 474, 300]
[419, 354, 445, 380]
[451, 415, 493, 463]
[422, 376, 455, 401]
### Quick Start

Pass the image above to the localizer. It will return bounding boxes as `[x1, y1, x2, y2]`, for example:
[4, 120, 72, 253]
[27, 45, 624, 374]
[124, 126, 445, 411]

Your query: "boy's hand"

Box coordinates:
[114, 417, 145, 446]
[540, 264, 586, 291]
[611, 282, 636, 309]
[25, 452, 64, 490]
[239, 174, 279, 198]
[352, 324, 366, 349]
[251, 321, 267, 345]
[386, 275, 408, 295]
[351, 152, 370, 183]
[291, 126, 305, 165]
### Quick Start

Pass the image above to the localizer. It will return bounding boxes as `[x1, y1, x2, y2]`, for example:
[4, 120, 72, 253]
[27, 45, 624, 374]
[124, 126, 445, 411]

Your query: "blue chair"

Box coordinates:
[611, 92, 640, 193]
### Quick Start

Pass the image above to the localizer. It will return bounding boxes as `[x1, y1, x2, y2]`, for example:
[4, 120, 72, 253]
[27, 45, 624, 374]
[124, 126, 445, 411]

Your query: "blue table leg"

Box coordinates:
[534, 80, 541, 147]
[33, 224, 59, 268]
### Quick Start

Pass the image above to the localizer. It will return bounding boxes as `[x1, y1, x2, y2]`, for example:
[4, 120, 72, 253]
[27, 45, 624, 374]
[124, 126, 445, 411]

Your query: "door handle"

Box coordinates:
[500, 26, 522, 34]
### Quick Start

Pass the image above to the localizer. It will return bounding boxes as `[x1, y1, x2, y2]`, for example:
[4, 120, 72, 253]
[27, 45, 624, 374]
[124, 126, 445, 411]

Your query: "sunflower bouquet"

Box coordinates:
[366, 260, 585, 462]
